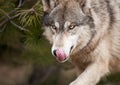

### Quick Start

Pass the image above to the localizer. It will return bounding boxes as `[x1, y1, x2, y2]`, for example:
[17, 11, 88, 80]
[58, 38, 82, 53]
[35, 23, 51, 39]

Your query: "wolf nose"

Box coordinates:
[53, 49, 67, 62]
[53, 50, 57, 56]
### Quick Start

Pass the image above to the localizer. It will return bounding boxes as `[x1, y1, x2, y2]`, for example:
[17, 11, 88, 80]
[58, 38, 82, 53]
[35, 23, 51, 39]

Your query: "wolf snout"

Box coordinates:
[53, 50, 57, 56]
[53, 49, 67, 62]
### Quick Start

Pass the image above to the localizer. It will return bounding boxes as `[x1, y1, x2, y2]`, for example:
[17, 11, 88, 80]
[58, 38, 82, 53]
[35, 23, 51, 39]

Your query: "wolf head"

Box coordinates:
[42, 0, 95, 63]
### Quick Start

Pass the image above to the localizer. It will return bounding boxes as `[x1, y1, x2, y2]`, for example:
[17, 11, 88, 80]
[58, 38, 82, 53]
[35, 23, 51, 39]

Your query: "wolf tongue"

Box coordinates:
[56, 49, 66, 61]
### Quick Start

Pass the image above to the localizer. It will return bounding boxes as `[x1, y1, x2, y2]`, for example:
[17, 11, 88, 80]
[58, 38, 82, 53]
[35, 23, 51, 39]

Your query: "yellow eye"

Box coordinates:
[50, 25, 57, 34]
[51, 25, 57, 30]
[69, 25, 76, 30]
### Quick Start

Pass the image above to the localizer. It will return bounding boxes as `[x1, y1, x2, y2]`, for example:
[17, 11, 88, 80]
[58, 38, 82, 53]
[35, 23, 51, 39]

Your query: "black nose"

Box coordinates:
[53, 50, 57, 56]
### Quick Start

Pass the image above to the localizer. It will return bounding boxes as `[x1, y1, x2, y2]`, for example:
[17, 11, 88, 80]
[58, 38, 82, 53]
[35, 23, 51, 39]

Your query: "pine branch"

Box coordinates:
[0, 24, 6, 33]
[0, 9, 29, 32]
[17, 0, 23, 8]
[0, 14, 19, 27]
[0, 0, 26, 22]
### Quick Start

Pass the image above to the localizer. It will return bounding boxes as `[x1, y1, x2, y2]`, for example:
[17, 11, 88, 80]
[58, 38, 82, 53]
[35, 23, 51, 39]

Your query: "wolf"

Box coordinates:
[41, 0, 120, 85]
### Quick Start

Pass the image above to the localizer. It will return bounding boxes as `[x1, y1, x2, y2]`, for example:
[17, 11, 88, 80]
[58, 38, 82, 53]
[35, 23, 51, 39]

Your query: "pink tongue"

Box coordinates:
[56, 49, 66, 61]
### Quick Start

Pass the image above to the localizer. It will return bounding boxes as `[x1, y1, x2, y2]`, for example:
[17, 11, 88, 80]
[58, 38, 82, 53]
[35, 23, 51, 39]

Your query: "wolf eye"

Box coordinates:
[51, 25, 57, 30]
[69, 25, 76, 30]
[50, 25, 57, 34]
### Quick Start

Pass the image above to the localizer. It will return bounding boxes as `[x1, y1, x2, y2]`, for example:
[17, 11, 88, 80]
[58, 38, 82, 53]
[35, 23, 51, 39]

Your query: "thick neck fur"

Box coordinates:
[69, 0, 120, 72]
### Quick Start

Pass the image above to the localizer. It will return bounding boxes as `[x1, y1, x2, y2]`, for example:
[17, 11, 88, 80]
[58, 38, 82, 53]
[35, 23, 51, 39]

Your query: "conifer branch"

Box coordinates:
[0, 0, 26, 22]
[0, 9, 29, 32]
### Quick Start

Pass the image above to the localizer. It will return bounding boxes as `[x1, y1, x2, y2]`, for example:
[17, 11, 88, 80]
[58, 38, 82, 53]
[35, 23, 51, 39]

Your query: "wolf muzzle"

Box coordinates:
[53, 49, 67, 62]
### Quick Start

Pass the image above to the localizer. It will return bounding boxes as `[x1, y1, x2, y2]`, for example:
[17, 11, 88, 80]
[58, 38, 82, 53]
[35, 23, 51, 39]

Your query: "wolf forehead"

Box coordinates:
[42, 2, 93, 28]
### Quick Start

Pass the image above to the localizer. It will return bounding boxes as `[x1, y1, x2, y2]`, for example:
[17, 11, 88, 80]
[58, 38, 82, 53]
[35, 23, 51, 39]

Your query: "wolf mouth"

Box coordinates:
[53, 45, 74, 63]
[53, 49, 68, 63]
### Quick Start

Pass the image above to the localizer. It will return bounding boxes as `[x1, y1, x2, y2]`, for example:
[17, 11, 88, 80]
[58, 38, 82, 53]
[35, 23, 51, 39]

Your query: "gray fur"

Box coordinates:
[42, 0, 120, 85]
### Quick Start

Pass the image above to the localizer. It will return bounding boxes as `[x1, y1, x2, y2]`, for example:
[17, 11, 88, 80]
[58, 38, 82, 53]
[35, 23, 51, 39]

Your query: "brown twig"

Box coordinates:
[17, 0, 23, 8]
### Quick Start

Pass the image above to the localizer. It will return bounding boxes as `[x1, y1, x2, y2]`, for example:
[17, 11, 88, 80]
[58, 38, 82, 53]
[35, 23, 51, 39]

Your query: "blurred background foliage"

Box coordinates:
[0, 0, 120, 85]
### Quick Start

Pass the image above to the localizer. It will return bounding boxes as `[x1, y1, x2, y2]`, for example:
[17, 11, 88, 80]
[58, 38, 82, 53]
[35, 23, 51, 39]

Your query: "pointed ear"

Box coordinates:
[77, 0, 92, 16]
[42, 0, 50, 12]
[78, 0, 86, 7]
[82, 6, 92, 16]
[42, 0, 58, 13]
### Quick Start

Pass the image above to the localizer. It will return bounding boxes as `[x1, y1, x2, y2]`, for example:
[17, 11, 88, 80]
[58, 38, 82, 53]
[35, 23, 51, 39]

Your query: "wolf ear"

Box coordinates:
[77, 0, 86, 7]
[42, 0, 58, 13]
[78, 0, 92, 16]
